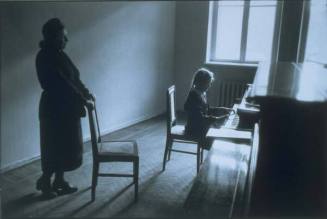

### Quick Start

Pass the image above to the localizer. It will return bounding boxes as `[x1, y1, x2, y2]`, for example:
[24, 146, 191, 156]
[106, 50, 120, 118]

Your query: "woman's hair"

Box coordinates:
[191, 68, 215, 88]
[42, 18, 65, 40]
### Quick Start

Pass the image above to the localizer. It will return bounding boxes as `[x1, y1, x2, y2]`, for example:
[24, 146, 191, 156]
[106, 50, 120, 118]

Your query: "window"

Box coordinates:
[206, 0, 282, 65]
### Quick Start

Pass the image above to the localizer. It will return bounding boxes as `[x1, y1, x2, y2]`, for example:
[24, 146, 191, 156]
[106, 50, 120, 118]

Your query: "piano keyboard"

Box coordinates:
[223, 104, 240, 129]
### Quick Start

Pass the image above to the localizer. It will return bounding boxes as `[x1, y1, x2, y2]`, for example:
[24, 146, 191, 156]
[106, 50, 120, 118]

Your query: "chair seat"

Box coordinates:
[171, 125, 199, 143]
[97, 140, 139, 162]
[171, 125, 186, 136]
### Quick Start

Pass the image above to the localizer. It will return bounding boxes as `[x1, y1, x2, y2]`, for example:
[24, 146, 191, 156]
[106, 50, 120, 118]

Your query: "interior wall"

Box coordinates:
[174, 1, 256, 110]
[0, 1, 176, 170]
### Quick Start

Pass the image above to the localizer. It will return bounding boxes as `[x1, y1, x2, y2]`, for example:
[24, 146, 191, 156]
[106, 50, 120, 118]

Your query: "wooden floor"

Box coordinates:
[1, 114, 251, 218]
[184, 139, 251, 218]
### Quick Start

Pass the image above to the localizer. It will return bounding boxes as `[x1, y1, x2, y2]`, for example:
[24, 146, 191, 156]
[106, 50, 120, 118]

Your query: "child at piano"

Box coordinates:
[184, 68, 234, 149]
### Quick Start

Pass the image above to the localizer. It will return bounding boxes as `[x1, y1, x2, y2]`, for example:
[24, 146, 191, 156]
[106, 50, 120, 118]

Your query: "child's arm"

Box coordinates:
[204, 113, 229, 122]
[209, 106, 235, 116]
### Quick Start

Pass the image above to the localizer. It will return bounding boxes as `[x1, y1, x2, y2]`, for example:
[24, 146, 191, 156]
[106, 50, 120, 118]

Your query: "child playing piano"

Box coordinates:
[184, 68, 234, 149]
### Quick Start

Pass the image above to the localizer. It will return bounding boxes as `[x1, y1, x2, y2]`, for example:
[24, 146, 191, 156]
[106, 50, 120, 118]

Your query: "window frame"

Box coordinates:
[296, 0, 310, 63]
[206, 0, 284, 66]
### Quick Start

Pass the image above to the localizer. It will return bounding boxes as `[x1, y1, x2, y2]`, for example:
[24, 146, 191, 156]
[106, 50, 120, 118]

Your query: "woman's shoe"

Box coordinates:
[36, 177, 57, 200]
[52, 180, 78, 195]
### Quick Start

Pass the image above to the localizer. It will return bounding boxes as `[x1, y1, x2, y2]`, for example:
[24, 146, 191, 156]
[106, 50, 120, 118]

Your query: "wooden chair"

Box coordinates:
[86, 101, 139, 202]
[162, 85, 206, 174]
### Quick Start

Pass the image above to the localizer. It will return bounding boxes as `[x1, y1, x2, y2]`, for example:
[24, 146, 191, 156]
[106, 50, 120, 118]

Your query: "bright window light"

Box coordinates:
[304, 0, 327, 65]
[207, 0, 281, 65]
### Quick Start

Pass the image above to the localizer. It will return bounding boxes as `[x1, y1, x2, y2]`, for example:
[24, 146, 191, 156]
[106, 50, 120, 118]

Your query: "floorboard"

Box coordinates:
[1, 115, 250, 218]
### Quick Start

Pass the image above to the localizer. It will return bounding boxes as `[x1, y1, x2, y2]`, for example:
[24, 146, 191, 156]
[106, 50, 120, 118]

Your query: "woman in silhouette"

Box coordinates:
[184, 68, 233, 149]
[36, 18, 94, 199]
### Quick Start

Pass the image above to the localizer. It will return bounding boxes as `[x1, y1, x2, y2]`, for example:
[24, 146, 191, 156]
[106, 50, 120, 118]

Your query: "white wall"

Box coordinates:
[0, 2, 176, 170]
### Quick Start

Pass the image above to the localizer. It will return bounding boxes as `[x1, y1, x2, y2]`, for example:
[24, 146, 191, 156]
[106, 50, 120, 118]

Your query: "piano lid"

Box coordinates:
[248, 62, 327, 103]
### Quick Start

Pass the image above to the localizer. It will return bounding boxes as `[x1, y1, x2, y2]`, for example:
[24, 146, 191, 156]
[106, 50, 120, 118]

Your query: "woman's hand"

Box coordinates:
[90, 93, 96, 101]
[85, 92, 96, 101]
[85, 99, 94, 110]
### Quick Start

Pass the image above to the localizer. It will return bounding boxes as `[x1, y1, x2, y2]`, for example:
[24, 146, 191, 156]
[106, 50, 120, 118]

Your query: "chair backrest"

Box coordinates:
[167, 85, 177, 134]
[87, 102, 102, 157]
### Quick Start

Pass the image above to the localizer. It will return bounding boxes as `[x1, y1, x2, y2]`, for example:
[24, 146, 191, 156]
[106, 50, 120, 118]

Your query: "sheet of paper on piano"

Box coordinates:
[238, 85, 260, 114]
[206, 128, 252, 141]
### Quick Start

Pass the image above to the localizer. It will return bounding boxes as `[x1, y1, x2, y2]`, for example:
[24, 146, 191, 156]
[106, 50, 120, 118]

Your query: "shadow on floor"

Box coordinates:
[83, 181, 135, 217]
[36, 186, 91, 217]
[112, 168, 166, 217]
[2, 192, 41, 215]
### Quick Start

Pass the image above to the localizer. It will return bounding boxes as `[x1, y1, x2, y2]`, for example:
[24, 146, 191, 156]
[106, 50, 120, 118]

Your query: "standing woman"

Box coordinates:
[36, 18, 94, 199]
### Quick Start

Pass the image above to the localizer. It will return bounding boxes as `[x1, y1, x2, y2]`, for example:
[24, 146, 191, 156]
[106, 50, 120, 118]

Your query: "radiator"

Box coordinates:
[215, 80, 248, 107]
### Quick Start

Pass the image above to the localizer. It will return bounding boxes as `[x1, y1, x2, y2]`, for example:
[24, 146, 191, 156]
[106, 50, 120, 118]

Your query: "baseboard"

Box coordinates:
[83, 111, 164, 142]
[0, 111, 164, 174]
[0, 154, 41, 174]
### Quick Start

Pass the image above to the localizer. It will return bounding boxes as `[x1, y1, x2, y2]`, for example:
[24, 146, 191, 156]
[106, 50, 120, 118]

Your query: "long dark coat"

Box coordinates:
[36, 45, 90, 173]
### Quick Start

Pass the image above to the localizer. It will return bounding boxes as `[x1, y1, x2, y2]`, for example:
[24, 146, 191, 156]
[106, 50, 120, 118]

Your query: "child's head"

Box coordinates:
[192, 68, 215, 92]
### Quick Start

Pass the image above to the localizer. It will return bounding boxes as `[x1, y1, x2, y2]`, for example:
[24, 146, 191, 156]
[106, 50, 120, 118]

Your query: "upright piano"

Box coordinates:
[247, 62, 327, 216]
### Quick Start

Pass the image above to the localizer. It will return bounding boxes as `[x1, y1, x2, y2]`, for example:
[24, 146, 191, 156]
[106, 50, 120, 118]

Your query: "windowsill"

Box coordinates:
[205, 61, 259, 68]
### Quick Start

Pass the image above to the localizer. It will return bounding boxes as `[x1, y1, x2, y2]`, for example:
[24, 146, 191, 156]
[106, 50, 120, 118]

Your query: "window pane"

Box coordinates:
[245, 6, 276, 61]
[214, 5, 244, 60]
[304, 0, 327, 64]
[250, 0, 277, 6]
[218, 1, 244, 7]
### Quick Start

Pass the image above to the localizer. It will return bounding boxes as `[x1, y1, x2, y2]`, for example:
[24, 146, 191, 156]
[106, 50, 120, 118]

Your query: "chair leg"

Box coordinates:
[162, 138, 172, 171]
[200, 148, 204, 164]
[91, 161, 99, 201]
[197, 144, 201, 174]
[134, 158, 139, 202]
[168, 144, 172, 161]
